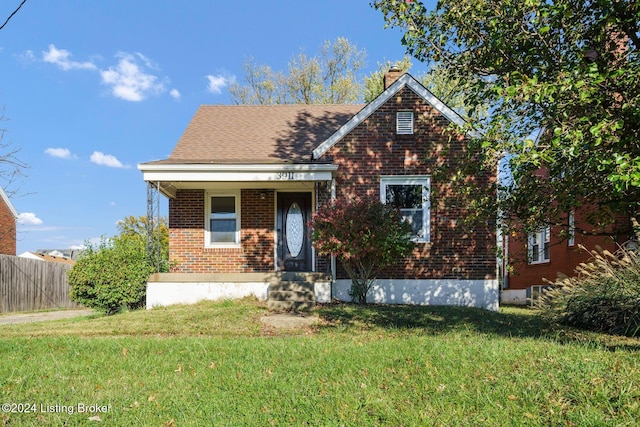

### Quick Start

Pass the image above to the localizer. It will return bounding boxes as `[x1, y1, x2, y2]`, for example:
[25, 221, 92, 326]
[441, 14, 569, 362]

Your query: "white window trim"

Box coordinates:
[528, 227, 550, 264]
[380, 175, 430, 243]
[396, 111, 414, 135]
[205, 191, 241, 248]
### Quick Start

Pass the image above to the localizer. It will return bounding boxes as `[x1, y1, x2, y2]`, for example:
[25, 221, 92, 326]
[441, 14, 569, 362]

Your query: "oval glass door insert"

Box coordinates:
[285, 202, 304, 257]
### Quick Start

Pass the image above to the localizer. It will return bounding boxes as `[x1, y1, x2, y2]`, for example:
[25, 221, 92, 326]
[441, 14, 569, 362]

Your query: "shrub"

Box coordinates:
[69, 237, 154, 315]
[537, 243, 640, 337]
[311, 196, 414, 304]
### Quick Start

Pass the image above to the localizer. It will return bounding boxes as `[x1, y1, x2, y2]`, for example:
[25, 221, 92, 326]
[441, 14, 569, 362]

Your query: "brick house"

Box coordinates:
[138, 71, 499, 310]
[501, 209, 634, 304]
[0, 185, 18, 256]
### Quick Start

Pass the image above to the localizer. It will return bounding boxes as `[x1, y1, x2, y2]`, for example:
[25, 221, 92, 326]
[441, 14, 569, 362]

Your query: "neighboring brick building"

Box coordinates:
[139, 71, 499, 310]
[502, 208, 634, 304]
[0, 185, 18, 256]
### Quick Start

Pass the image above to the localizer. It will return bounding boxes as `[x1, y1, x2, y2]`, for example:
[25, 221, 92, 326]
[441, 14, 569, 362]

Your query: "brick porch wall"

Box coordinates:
[321, 86, 496, 281]
[0, 198, 16, 255]
[169, 189, 275, 273]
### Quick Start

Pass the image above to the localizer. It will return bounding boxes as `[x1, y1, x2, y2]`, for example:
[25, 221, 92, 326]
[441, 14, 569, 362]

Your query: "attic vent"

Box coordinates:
[396, 111, 414, 135]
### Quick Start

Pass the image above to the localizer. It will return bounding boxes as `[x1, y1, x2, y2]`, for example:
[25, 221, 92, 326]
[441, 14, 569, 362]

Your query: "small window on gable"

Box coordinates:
[396, 111, 414, 135]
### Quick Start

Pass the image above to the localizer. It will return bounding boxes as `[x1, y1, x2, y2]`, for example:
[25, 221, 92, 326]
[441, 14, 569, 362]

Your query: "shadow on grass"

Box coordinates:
[314, 302, 640, 352]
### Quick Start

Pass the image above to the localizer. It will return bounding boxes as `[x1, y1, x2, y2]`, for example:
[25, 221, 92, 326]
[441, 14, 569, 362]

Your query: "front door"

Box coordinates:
[277, 192, 312, 272]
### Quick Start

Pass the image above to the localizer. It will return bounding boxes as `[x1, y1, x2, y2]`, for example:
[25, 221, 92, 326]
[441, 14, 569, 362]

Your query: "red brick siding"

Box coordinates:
[169, 189, 275, 273]
[507, 210, 631, 289]
[0, 197, 16, 255]
[320, 86, 496, 281]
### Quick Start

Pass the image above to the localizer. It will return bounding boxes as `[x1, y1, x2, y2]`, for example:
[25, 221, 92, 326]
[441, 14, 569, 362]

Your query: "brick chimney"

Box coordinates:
[384, 64, 403, 89]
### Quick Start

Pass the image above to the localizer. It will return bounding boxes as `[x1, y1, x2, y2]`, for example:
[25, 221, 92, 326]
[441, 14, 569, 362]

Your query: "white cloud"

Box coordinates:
[45, 147, 75, 159]
[100, 52, 166, 102]
[16, 49, 36, 64]
[169, 88, 181, 100]
[17, 212, 43, 226]
[206, 74, 235, 94]
[42, 44, 97, 71]
[90, 151, 128, 168]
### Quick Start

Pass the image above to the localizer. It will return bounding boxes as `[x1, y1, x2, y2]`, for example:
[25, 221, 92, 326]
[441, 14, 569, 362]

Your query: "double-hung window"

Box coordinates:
[528, 227, 550, 264]
[206, 193, 240, 246]
[380, 176, 430, 243]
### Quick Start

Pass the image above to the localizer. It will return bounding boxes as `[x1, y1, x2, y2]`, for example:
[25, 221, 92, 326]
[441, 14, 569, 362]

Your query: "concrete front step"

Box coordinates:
[268, 275, 325, 312]
[267, 300, 315, 312]
[268, 290, 314, 302]
[269, 281, 315, 293]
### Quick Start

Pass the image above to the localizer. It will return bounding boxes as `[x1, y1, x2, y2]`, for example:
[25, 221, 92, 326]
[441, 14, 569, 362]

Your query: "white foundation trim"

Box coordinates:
[500, 289, 529, 305]
[146, 281, 269, 309]
[333, 279, 500, 311]
[146, 274, 332, 309]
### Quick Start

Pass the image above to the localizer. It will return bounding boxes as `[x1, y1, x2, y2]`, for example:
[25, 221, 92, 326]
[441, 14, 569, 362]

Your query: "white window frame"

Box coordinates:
[396, 111, 414, 135]
[205, 191, 241, 248]
[568, 211, 575, 247]
[380, 175, 430, 243]
[528, 227, 550, 264]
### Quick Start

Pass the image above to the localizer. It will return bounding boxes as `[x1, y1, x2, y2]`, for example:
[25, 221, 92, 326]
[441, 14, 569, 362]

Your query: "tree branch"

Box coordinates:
[0, 0, 27, 31]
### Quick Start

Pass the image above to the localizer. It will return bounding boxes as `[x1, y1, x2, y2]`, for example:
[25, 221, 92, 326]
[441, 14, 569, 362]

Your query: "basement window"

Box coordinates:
[396, 111, 414, 135]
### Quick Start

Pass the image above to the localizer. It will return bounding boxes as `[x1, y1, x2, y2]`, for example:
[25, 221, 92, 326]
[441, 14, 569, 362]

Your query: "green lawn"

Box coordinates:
[1, 299, 638, 426]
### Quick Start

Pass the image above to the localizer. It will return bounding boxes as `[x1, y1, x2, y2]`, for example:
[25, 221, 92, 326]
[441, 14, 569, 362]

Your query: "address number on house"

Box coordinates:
[275, 172, 297, 180]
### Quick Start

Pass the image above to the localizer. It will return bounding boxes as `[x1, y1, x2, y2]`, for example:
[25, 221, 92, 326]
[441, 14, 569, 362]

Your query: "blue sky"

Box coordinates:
[1, 0, 428, 254]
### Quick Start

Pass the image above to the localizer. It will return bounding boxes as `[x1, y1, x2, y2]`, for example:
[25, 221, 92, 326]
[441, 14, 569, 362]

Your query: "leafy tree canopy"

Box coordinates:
[229, 37, 366, 105]
[374, 0, 640, 234]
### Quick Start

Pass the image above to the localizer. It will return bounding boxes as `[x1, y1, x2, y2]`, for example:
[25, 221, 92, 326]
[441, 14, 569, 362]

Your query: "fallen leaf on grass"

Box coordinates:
[88, 415, 102, 422]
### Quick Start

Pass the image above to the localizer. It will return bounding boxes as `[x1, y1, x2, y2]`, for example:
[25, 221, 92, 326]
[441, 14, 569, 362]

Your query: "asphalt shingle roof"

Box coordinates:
[155, 104, 364, 165]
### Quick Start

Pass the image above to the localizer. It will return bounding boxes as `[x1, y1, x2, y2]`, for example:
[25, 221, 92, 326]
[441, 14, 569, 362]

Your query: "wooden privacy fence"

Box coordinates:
[0, 254, 82, 313]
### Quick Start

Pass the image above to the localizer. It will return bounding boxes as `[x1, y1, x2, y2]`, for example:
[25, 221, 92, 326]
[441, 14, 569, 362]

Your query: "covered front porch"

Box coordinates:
[138, 162, 338, 309]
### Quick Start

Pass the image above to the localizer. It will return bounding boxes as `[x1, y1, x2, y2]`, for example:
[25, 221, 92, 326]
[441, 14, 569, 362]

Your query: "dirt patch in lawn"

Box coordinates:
[260, 313, 319, 331]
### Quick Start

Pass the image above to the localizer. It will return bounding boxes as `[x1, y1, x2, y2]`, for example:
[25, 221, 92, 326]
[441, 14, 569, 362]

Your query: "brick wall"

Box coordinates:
[169, 188, 275, 273]
[0, 197, 16, 256]
[507, 210, 630, 289]
[320, 86, 496, 281]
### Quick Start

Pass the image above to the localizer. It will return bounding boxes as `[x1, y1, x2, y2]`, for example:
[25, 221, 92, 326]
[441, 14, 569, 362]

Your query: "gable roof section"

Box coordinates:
[312, 73, 468, 159]
[152, 104, 363, 165]
[0, 185, 18, 219]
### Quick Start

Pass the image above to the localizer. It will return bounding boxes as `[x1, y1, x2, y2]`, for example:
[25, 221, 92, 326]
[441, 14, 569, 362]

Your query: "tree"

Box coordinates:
[0, 110, 28, 195]
[363, 56, 484, 121]
[229, 38, 366, 104]
[116, 215, 169, 272]
[311, 197, 414, 304]
[68, 215, 170, 314]
[373, 0, 640, 235]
